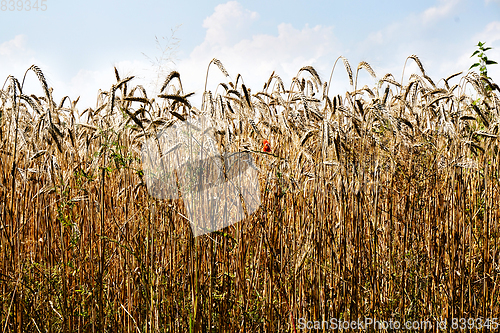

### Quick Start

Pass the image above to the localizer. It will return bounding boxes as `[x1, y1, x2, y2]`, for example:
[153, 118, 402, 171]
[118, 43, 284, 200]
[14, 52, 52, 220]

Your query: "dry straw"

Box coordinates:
[1, 57, 500, 331]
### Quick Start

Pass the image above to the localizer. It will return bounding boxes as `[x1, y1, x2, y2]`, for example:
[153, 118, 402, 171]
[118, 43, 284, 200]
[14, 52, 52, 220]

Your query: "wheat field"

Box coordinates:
[1, 56, 500, 332]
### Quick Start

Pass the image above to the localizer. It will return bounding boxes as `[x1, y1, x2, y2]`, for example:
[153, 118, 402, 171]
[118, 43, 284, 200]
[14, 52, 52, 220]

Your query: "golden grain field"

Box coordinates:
[1, 56, 500, 332]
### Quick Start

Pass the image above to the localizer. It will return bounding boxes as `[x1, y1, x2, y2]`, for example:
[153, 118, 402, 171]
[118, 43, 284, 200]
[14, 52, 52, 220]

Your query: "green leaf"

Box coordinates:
[483, 47, 493, 51]
[471, 50, 480, 57]
[469, 63, 480, 70]
[486, 60, 498, 65]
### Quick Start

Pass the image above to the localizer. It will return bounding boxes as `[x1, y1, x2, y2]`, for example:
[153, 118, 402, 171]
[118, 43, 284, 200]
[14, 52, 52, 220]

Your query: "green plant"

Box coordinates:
[470, 41, 498, 80]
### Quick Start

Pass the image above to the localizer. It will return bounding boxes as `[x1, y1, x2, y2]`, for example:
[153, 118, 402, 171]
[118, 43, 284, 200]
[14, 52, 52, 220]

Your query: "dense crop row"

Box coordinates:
[1, 56, 500, 331]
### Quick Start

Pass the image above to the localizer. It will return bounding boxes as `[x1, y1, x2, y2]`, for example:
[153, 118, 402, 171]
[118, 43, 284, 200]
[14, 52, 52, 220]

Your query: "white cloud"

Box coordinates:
[0, 35, 28, 56]
[47, 1, 268, 110]
[364, 0, 460, 48]
[202, 1, 259, 47]
[422, 0, 460, 24]
[176, 1, 339, 100]
[474, 21, 500, 44]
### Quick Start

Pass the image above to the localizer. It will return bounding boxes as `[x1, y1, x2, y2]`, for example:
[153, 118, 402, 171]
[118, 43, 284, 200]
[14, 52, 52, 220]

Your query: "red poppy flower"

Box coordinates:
[262, 139, 271, 152]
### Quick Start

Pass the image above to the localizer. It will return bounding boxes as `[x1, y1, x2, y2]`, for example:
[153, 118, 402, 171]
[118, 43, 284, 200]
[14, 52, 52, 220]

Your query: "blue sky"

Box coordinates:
[1, 0, 499, 110]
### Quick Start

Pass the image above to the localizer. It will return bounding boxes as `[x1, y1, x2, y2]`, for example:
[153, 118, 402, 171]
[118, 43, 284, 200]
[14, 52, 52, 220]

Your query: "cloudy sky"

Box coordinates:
[1, 0, 499, 110]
